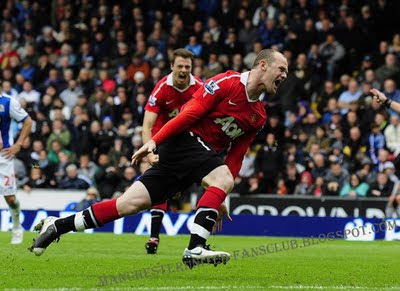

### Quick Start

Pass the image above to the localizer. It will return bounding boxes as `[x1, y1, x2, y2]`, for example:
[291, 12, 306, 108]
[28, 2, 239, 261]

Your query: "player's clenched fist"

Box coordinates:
[131, 139, 157, 165]
[370, 88, 388, 104]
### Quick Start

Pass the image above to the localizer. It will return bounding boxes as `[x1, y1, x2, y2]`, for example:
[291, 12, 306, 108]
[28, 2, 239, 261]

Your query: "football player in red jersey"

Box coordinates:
[30, 49, 288, 268]
[142, 48, 202, 254]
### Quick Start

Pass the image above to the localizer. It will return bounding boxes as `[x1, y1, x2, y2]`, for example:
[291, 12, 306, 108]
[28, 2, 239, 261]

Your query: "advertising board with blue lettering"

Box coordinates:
[1, 209, 399, 241]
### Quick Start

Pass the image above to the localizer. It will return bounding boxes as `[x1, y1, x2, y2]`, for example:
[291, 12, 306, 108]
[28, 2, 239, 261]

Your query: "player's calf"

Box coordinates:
[29, 182, 152, 256]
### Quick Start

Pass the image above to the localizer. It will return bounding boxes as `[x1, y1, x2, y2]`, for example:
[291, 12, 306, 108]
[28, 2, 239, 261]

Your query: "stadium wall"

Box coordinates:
[0, 190, 398, 240]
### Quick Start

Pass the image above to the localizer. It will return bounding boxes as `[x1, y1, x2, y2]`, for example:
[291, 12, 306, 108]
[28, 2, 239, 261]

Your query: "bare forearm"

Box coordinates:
[142, 127, 152, 143]
[16, 116, 32, 146]
[142, 111, 158, 143]
[388, 100, 400, 113]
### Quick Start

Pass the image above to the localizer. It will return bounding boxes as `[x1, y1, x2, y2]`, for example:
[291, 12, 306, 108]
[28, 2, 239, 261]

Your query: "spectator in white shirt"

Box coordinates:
[60, 79, 83, 109]
[18, 80, 40, 105]
[384, 114, 400, 153]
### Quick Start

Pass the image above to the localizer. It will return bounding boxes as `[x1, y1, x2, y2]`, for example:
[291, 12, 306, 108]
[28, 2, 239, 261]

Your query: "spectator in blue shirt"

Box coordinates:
[340, 173, 369, 198]
[369, 123, 385, 165]
[338, 79, 362, 115]
[184, 36, 202, 57]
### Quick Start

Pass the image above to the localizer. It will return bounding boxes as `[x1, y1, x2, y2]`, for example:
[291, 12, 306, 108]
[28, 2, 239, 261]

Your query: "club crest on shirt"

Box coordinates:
[250, 113, 257, 123]
[204, 80, 220, 95]
[0, 105, 4, 112]
[149, 95, 157, 106]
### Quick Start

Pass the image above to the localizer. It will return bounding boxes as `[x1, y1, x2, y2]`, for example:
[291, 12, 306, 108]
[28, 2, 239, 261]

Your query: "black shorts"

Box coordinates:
[138, 131, 225, 205]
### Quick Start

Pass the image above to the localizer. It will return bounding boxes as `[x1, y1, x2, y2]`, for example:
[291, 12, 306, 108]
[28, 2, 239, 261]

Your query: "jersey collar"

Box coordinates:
[240, 71, 265, 102]
[166, 73, 195, 92]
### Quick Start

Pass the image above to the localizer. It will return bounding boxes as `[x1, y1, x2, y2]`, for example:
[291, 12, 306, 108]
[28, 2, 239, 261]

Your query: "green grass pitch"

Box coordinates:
[1, 231, 400, 290]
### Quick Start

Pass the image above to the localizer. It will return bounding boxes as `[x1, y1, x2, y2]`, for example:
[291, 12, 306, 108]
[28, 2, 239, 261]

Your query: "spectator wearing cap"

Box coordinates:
[340, 173, 369, 198]
[368, 172, 396, 198]
[384, 115, 400, 153]
[73, 187, 101, 212]
[59, 164, 91, 190]
[355, 55, 374, 84]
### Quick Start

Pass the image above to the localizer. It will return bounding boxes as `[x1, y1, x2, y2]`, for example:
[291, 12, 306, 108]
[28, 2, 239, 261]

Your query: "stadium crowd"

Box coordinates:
[1, 0, 400, 211]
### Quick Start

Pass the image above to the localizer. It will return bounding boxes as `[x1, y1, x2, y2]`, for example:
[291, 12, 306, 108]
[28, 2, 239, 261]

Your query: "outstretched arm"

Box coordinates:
[132, 98, 209, 165]
[371, 88, 400, 113]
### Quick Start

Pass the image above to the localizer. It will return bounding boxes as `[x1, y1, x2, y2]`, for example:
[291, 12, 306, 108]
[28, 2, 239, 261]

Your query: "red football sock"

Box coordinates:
[91, 198, 120, 226]
[196, 186, 227, 210]
[152, 202, 168, 212]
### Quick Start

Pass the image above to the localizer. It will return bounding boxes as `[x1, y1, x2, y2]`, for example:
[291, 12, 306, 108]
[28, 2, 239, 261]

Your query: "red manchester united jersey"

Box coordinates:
[144, 73, 203, 135]
[153, 70, 267, 178]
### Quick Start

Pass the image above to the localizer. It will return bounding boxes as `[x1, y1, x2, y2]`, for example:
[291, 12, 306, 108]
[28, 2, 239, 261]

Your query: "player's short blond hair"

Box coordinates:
[252, 49, 277, 68]
[171, 48, 194, 64]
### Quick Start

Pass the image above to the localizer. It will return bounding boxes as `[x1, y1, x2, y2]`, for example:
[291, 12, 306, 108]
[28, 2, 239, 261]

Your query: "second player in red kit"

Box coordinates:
[142, 48, 202, 254]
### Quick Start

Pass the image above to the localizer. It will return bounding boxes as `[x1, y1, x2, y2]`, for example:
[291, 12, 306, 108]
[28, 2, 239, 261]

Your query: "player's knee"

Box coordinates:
[396, 195, 400, 204]
[217, 171, 234, 193]
[5, 195, 16, 205]
[118, 201, 141, 216]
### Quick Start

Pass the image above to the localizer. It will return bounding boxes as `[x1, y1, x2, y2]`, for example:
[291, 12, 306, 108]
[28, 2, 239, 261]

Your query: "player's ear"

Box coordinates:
[259, 60, 267, 72]
[170, 62, 174, 70]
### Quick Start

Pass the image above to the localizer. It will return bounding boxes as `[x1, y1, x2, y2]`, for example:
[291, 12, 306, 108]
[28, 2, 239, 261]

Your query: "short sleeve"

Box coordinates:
[9, 98, 28, 122]
[144, 82, 166, 114]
